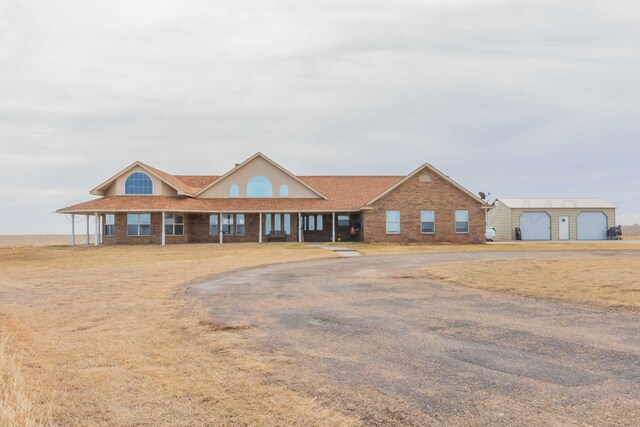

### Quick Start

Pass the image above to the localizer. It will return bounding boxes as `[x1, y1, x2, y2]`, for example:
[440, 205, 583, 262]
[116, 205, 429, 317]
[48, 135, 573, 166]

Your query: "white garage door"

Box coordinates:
[577, 212, 607, 240]
[520, 212, 551, 240]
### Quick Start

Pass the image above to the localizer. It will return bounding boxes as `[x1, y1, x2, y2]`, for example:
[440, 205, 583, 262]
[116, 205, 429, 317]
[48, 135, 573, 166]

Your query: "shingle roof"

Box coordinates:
[58, 176, 404, 213]
[497, 198, 616, 209]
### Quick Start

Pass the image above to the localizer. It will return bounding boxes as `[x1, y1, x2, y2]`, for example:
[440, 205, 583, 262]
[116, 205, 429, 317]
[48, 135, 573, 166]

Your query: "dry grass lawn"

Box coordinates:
[425, 255, 640, 309]
[0, 243, 364, 426]
[336, 241, 640, 255]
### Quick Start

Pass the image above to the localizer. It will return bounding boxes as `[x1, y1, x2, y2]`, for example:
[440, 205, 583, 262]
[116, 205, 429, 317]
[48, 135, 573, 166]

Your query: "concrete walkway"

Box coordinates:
[307, 243, 362, 257]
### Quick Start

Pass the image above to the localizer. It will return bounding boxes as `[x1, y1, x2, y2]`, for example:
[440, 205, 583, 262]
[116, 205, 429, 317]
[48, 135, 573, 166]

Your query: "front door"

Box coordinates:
[559, 215, 570, 240]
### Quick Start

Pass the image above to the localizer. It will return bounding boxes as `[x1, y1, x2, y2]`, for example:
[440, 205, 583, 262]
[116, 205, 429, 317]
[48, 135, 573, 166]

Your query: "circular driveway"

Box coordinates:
[191, 251, 640, 426]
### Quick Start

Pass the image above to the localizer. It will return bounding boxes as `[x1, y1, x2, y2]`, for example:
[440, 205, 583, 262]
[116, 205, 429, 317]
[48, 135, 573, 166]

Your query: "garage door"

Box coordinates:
[577, 212, 607, 240]
[520, 212, 551, 240]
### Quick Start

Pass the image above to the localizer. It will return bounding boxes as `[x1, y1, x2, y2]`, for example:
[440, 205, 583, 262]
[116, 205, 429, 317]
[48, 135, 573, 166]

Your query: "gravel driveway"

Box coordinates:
[191, 251, 640, 426]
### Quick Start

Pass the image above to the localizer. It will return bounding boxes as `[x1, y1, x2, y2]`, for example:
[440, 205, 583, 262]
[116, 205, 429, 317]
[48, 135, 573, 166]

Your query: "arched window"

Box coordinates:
[246, 176, 272, 197]
[229, 184, 239, 197]
[125, 172, 153, 195]
[279, 184, 289, 197]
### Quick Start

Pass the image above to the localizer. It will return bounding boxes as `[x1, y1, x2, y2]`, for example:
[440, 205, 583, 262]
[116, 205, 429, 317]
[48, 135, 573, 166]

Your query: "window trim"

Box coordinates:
[236, 214, 245, 235]
[127, 213, 152, 236]
[104, 214, 115, 237]
[124, 172, 153, 195]
[386, 210, 401, 234]
[455, 209, 470, 234]
[209, 214, 219, 236]
[229, 184, 240, 198]
[420, 210, 435, 234]
[164, 213, 184, 236]
[247, 176, 273, 197]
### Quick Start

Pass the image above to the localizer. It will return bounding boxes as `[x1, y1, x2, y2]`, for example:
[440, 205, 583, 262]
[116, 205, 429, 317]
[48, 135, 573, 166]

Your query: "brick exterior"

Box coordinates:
[104, 212, 304, 244]
[362, 168, 486, 244]
[98, 168, 485, 245]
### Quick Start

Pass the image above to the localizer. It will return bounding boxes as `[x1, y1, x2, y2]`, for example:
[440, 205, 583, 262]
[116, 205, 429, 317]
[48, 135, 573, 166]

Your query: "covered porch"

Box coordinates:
[66, 211, 363, 245]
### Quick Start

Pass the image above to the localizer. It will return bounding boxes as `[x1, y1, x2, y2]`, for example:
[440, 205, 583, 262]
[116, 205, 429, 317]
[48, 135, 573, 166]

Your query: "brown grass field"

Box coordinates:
[0, 243, 363, 426]
[1, 236, 640, 425]
[426, 255, 640, 309]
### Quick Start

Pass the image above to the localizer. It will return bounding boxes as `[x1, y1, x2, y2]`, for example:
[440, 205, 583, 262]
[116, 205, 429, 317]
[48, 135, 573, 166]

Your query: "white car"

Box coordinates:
[485, 227, 496, 242]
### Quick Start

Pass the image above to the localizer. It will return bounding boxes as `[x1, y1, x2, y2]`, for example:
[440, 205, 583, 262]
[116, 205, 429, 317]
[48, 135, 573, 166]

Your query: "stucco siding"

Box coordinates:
[104, 166, 179, 197]
[198, 156, 321, 199]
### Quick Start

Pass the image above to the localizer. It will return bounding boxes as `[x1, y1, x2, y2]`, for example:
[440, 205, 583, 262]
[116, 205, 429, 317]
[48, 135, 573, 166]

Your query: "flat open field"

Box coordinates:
[426, 254, 640, 309]
[1, 241, 640, 425]
[0, 244, 355, 426]
[0, 235, 78, 247]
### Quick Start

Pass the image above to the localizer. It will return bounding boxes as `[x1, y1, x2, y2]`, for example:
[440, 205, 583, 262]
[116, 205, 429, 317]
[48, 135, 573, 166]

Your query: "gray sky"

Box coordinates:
[1, 0, 639, 234]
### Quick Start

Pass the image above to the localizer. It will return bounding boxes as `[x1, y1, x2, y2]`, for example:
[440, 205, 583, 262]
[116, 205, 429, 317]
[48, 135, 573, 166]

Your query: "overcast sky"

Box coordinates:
[1, 0, 639, 234]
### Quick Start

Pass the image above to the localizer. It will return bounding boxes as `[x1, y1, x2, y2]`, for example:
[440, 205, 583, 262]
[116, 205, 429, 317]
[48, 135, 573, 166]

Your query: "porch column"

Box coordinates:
[332, 212, 336, 243]
[161, 211, 166, 246]
[259, 213, 263, 243]
[86, 215, 90, 245]
[71, 214, 76, 246]
[94, 212, 99, 246]
[298, 213, 303, 243]
[219, 213, 223, 244]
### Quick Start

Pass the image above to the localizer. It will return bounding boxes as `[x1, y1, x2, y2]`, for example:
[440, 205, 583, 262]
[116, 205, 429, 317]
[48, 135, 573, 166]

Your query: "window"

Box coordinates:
[104, 214, 115, 237]
[274, 214, 282, 231]
[337, 215, 350, 227]
[127, 213, 151, 236]
[247, 176, 273, 197]
[164, 213, 184, 236]
[209, 215, 219, 236]
[229, 184, 239, 197]
[236, 214, 245, 235]
[222, 214, 234, 235]
[265, 214, 272, 235]
[386, 210, 400, 234]
[308, 215, 315, 231]
[455, 210, 469, 233]
[421, 210, 435, 233]
[316, 215, 323, 231]
[284, 214, 291, 235]
[279, 184, 289, 197]
[125, 172, 153, 195]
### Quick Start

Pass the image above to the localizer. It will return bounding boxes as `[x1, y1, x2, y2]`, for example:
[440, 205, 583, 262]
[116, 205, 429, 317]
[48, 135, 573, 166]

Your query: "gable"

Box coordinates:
[367, 164, 488, 208]
[102, 165, 179, 197]
[197, 154, 324, 199]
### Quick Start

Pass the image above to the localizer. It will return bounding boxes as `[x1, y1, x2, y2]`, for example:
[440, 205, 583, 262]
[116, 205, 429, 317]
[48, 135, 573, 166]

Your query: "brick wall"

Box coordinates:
[363, 168, 486, 244]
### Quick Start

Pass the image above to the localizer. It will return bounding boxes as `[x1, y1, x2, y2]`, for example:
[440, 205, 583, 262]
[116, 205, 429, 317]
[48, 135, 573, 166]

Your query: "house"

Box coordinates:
[57, 153, 490, 245]
[487, 198, 617, 241]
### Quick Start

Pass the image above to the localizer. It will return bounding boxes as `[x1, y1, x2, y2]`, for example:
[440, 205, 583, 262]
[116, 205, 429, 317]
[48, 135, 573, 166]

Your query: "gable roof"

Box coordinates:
[193, 152, 327, 199]
[90, 161, 198, 196]
[497, 198, 616, 209]
[366, 163, 490, 208]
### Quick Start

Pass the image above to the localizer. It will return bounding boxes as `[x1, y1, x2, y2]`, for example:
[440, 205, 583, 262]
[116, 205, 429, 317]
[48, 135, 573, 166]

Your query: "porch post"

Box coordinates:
[86, 215, 90, 245]
[94, 212, 99, 246]
[219, 213, 223, 244]
[71, 214, 76, 246]
[161, 211, 166, 246]
[259, 213, 263, 243]
[298, 213, 303, 243]
[332, 212, 336, 243]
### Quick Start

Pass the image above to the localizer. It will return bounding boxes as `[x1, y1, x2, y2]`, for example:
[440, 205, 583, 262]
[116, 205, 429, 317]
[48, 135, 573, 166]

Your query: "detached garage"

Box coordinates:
[488, 198, 616, 241]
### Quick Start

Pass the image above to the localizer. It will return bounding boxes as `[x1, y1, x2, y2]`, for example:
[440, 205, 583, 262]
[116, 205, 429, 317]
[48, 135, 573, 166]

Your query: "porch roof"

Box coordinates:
[57, 176, 404, 214]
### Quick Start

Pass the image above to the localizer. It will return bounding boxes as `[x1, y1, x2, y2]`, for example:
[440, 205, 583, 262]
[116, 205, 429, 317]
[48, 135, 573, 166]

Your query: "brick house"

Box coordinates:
[58, 153, 490, 245]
